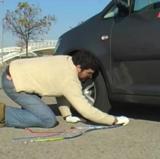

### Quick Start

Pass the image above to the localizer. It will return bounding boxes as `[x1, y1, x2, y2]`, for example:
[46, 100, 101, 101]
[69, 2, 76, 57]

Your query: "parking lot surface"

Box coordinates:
[0, 89, 160, 159]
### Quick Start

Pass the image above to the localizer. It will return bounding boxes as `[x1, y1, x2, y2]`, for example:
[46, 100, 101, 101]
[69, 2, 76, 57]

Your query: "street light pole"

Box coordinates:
[0, 0, 4, 65]
[1, 20, 4, 65]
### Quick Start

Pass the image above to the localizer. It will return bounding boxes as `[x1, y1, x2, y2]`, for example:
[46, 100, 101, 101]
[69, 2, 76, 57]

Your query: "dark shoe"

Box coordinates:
[0, 103, 5, 127]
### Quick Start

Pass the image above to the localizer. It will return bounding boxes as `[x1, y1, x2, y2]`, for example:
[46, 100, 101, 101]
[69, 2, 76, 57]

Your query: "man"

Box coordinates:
[0, 50, 129, 128]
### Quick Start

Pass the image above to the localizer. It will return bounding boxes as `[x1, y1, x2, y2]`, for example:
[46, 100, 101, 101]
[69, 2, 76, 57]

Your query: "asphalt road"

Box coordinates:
[0, 89, 160, 159]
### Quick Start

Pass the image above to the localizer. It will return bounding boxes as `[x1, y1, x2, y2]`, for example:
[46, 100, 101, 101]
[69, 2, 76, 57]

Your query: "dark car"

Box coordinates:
[55, 0, 160, 112]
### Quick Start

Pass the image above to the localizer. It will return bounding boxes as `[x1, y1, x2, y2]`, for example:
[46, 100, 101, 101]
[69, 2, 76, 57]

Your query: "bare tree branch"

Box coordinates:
[4, 2, 55, 56]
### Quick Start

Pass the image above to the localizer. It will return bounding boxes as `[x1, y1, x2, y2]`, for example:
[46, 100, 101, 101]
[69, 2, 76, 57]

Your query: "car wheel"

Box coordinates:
[82, 72, 111, 113]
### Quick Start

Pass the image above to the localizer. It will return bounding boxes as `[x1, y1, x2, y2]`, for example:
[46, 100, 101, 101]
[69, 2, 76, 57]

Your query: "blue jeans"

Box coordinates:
[1, 68, 57, 128]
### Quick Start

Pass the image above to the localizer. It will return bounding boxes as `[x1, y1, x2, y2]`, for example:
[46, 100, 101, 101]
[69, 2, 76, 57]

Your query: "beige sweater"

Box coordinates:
[9, 55, 115, 125]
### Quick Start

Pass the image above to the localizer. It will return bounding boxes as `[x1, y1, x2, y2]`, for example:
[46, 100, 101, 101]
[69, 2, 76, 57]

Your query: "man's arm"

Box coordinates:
[63, 80, 116, 125]
[57, 96, 81, 123]
[57, 96, 72, 118]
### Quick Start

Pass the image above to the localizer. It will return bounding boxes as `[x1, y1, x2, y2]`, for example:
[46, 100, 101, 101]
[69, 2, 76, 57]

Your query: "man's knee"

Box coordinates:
[43, 116, 58, 128]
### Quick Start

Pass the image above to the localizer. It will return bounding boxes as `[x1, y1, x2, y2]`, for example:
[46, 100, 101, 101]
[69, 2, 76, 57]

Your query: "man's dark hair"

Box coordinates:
[71, 50, 100, 78]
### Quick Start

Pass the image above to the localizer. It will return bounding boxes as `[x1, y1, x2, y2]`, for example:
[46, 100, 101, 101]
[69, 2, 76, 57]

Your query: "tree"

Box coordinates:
[4, 2, 55, 56]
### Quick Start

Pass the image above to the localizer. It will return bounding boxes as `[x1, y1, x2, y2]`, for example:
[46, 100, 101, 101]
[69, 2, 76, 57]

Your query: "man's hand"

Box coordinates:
[65, 115, 81, 123]
[6, 75, 12, 81]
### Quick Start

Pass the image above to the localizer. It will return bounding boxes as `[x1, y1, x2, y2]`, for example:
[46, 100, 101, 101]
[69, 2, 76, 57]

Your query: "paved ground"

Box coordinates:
[0, 89, 160, 159]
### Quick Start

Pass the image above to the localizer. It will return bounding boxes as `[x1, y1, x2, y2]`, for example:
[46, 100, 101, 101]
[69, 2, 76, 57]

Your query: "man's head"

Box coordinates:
[72, 50, 100, 81]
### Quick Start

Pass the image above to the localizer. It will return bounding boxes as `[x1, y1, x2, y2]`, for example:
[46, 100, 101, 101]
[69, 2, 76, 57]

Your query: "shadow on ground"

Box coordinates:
[49, 102, 160, 123]
[110, 102, 160, 122]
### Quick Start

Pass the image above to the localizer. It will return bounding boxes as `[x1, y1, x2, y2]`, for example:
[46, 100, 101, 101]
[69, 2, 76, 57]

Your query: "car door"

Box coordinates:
[110, 0, 160, 96]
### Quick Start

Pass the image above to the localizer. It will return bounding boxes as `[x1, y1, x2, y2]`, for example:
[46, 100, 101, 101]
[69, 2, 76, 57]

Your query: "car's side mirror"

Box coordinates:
[113, 0, 130, 15]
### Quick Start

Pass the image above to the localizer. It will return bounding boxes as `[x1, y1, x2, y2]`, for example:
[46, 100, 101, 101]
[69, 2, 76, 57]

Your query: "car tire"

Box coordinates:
[82, 72, 111, 113]
[57, 72, 112, 114]
[94, 72, 111, 112]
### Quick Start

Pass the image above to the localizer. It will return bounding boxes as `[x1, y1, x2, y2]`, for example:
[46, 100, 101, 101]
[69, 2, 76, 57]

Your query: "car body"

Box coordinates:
[55, 0, 160, 112]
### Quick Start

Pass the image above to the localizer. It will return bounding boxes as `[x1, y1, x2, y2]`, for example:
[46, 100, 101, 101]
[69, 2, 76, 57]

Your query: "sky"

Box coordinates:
[0, 0, 110, 47]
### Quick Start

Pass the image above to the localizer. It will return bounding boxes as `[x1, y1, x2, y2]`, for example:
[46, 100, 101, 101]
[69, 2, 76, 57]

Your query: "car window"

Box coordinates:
[118, 0, 130, 7]
[104, 7, 118, 19]
[104, 0, 131, 19]
[134, 0, 160, 11]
